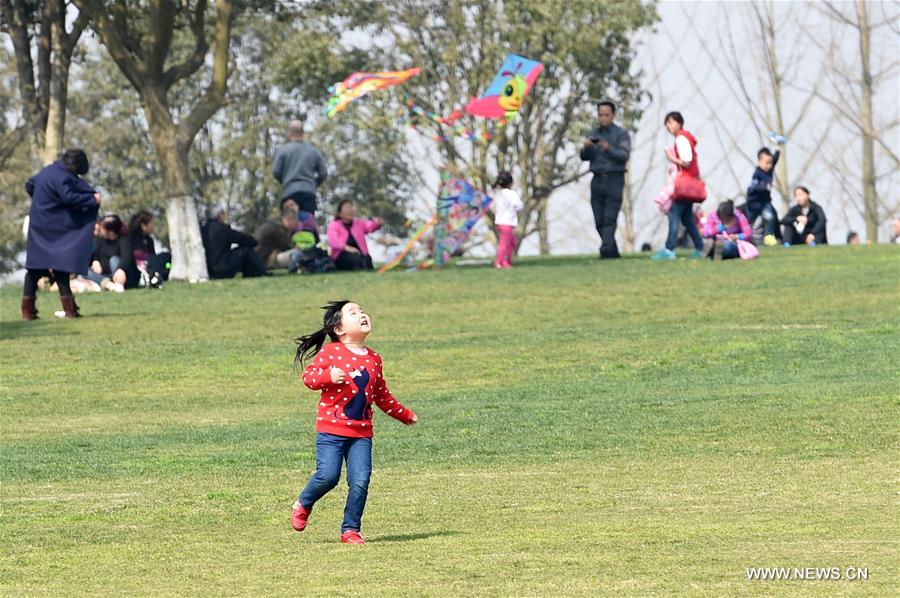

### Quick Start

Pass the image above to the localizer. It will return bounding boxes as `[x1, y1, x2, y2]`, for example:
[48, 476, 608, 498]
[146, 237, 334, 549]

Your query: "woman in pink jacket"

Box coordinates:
[702, 200, 753, 260]
[327, 200, 382, 270]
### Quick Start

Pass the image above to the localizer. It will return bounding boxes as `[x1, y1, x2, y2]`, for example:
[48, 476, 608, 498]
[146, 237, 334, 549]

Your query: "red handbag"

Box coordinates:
[673, 171, 707, 203]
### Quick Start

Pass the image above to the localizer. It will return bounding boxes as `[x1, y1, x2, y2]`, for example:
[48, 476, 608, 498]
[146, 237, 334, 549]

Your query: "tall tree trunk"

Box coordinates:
[536, 195, 550, 255]
[41, 0, 72, 165]
[763, 2, 790, 212]
[621, 171, 636, 252]
[857, 0, 878, 242]
[2, 0, 84, 167]
[144, 92, 209, 281]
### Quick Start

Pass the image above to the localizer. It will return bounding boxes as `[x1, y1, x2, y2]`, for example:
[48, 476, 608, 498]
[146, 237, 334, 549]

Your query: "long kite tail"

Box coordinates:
[377, 215, 438, 273]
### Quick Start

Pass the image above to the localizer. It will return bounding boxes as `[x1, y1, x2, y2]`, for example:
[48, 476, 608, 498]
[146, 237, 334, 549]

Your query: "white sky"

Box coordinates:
[513, 0, 900, 254]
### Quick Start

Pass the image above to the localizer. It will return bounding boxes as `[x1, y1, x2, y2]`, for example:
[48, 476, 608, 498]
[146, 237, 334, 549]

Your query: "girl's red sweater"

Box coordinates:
[302, 342, 416, 438]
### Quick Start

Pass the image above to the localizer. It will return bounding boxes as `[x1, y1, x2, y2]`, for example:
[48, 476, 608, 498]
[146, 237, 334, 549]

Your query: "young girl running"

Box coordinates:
[291, 300, 418, 544]
[490, 171, 523, 269]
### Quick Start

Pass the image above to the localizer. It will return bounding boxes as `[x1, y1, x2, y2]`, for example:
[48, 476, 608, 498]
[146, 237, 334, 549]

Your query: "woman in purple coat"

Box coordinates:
[21, 149, 101, 319]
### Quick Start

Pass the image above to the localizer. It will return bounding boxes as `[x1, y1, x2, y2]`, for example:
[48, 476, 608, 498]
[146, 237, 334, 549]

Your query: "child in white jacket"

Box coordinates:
[491, 171, 523, 269]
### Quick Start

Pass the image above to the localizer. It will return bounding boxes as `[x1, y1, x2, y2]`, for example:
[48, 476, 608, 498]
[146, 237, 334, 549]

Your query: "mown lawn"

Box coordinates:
[1, 245, 898, 596]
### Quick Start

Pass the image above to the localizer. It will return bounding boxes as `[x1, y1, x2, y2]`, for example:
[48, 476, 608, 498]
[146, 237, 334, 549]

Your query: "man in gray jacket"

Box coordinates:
[580, 101, 631, 259]
[273, 120, 328, 219]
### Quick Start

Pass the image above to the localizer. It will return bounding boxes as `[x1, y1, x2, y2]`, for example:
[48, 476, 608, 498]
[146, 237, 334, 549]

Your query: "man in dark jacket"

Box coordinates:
[580, 101, 631, 259]
[201, 207, 268, 279]
[781, 185, 828, 245]
[22, 148, 100, 319]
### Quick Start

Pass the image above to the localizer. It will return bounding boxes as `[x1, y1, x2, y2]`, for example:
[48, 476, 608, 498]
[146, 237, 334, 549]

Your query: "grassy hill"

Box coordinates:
[2, 246, 898, 596]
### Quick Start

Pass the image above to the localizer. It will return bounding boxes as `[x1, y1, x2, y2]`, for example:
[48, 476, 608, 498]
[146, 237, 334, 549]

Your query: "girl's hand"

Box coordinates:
[91, 260, 102, 274]
[407, 414, 418, 426]
[330, 368, 346, 384]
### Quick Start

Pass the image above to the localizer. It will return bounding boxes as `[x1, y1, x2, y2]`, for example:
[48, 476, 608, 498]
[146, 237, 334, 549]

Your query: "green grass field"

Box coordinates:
[2, 246, 898, 596]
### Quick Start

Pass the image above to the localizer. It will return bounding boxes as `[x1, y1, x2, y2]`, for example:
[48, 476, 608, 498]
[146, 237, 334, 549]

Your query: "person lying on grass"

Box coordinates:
[291, 300, 418, 544]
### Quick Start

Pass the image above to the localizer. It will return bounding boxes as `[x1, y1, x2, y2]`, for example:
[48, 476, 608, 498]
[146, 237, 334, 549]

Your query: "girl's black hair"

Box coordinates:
[129, 210, 154, 237]
[493, 171, 513, 189]
[664, 111, 684, 126]
[717, 200, 735, 220]
[101, 214, 125, 236]
[293, 300, 351, 366]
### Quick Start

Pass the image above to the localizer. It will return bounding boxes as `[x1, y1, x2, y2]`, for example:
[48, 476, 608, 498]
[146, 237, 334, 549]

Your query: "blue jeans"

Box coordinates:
[746, 202, 776, 236]
[299, 433, 372, 533]
[722, 240, 739, 259]
[87, 255, 120, 284]
[666, 202, 703, 251]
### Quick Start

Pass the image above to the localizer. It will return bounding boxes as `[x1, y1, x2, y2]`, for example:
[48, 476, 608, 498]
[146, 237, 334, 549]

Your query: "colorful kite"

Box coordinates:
[377, 215, 438, 274]
[425, 172, 492, 268]
[325, 68, 422, 118]
[465, 53, 543, 121]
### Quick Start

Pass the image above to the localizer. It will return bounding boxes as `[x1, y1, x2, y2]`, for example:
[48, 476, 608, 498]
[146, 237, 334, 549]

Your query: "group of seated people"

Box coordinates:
[42, 210, 171, 294]
[200, 199, 383, 279]
[675, 185, 829, 260]
[86, 211, 170, 291]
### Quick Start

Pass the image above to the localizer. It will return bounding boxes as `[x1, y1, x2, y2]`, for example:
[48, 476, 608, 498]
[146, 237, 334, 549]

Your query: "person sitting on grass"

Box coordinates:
[702, 200, 753, 260]
[126, 210, 170, 288]
[201, 206, 268, 279]
[87, 214, 130, 293]
[255, 205, 304, 273]
[781, 186, 828, 246]
[327, 199, 382, 271]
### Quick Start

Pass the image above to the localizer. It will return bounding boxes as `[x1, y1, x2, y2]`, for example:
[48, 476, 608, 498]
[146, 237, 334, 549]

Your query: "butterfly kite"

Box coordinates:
[465, 53, 543, 121]
[325, 68, 422, 118]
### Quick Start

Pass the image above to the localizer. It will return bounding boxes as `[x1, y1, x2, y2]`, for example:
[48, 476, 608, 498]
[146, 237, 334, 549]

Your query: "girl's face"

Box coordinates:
[665, 118, 682, 135]
[336, 302, 371, 341]
[141, 218, 156, 235]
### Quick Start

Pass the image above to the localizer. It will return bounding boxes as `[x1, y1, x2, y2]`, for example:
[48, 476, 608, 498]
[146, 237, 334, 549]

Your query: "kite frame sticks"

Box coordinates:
[378, 172, 492, 274]
[377, 215, 438, 273]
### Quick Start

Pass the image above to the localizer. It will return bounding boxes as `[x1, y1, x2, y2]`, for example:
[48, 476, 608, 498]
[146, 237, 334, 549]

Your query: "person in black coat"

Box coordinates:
[126, 210, 170, 288]
[781, 186, 828, 245]
[22, 149, 101, 319]
[200, 206, 268, 279]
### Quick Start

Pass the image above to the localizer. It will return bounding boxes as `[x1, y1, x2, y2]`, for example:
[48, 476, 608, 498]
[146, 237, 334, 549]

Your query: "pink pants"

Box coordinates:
[495, 225, 516, 267]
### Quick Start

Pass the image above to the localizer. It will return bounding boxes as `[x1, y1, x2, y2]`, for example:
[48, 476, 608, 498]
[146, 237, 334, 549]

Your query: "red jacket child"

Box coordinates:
[302, 341, 416, 438]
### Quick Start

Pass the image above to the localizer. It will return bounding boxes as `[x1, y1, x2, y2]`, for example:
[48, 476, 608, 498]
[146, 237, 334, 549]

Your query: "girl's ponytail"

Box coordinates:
[293, 299, 351, 366]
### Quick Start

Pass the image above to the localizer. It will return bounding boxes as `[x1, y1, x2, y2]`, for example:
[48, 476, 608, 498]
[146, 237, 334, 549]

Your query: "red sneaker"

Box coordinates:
[290, 501, 311, 531]
[340, 530, 365, 544]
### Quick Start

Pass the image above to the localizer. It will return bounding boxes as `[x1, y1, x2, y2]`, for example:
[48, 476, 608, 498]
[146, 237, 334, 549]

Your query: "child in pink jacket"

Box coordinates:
[702, 200, 753, 260]
[327, 200, 382, 271]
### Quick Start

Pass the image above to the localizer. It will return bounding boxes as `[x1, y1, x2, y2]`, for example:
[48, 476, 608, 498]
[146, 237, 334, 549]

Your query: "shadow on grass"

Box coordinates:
[369, 530, 462, 543]
[1, 312, 149, 340]
[0, 320, 77, 341]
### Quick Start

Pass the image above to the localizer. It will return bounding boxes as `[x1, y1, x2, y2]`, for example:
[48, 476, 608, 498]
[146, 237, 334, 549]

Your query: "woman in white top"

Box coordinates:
[490, 171, 523, 269]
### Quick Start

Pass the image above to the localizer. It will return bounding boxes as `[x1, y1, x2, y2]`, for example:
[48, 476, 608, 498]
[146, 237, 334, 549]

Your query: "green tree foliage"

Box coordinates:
[0, 45, 32, 274]
[324, 0, 657, 253]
